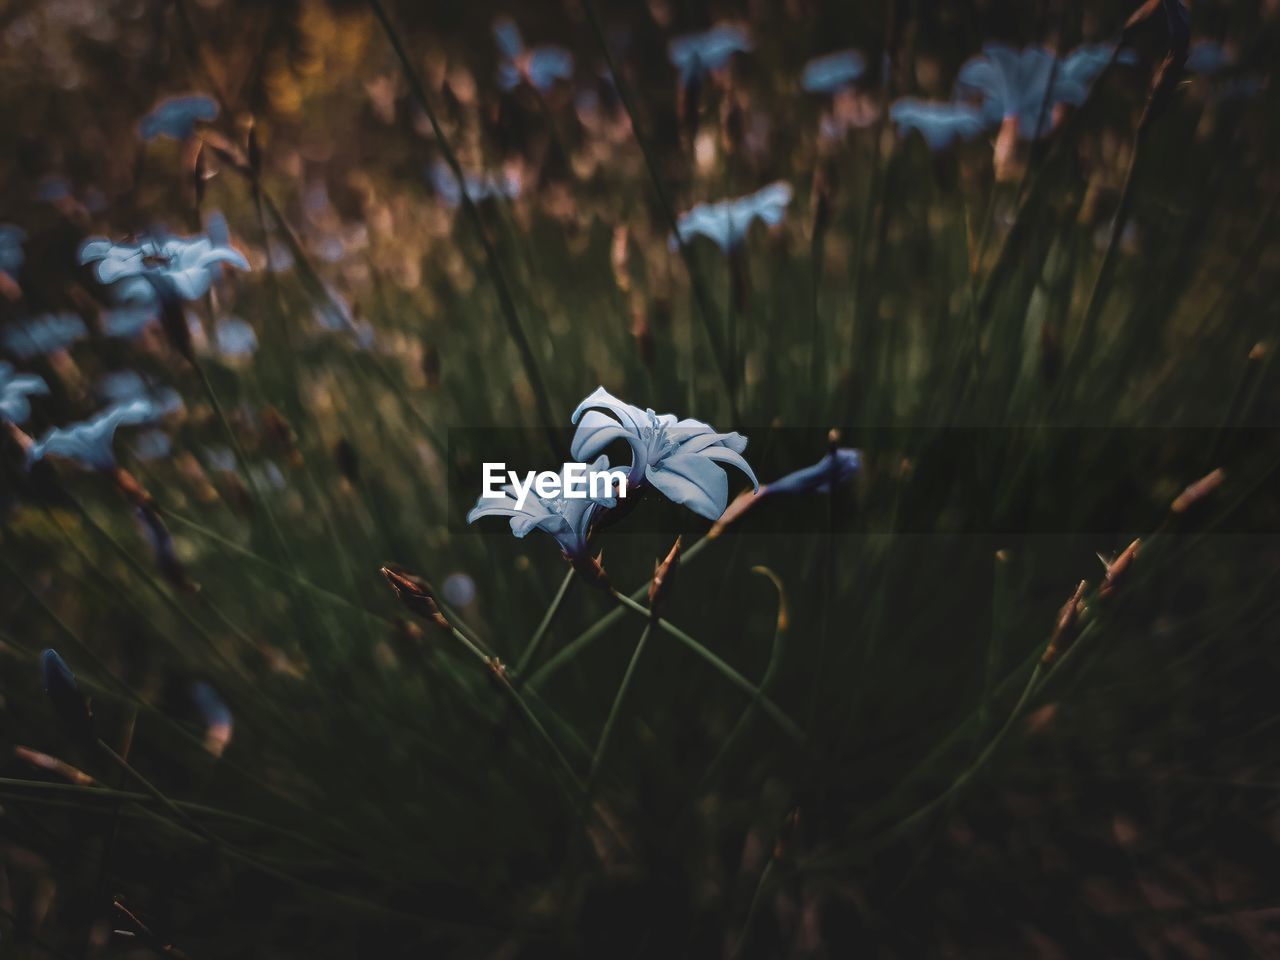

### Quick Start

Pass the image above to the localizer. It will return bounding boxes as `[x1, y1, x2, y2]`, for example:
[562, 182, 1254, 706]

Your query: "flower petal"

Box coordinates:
[646, 453, 729, 520]
[570, 386, 649, 434]
[571, 412, 646, 463]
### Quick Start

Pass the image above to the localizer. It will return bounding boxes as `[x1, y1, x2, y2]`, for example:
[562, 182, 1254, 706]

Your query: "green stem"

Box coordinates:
[587, 621, 653, 791]
[609, 590, 806, 746]
[366, 0, 562, 458]
[516, 568, 575, 676]
[883, 663, 1044, 843]
[698, 567, 788, 793]
[525, 535, 713, 690]
[578, 0, 738, 423]
[192, 358, 295, 571]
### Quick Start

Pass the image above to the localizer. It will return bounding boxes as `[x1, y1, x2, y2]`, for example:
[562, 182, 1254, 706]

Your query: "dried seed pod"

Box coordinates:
[648, 537, 682, 618]
[708, 487, 764, 539]
[774, 807, 802, 860]
[14, 746, 95, 785]
[1042, 579, 1088, 666]
[1171, 468, 1225, 515]
[380, 566, 451, 631]
[571, 549, 611, 591]
[111, 466, 155, 509]
[40, 649, 94, 742]
[1098, 538, 1141, 600]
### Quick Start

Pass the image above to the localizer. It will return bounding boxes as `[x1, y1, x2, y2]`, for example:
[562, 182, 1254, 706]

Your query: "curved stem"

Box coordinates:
[578, 0, 738, 423]
[366, 0, 562, 458]
[525, 535, 713, 690]
[609, 590, 806, 746]
[516, 568, 575, 676]
[587, 621, 653, 792]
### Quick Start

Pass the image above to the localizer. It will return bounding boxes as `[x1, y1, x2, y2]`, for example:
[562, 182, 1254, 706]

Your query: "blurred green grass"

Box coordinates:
[1, 0, 1279, 956]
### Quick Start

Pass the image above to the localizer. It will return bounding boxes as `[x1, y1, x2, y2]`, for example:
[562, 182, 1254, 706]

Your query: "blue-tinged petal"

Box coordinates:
[102, 305, 157, 338]
[79, 238, 118, 265]
[166, 267, 216, 301]
[428, 161, 462, 207]
[205, 210, 230, 248]
[675, 430, 743, 455]
[570, 412, 647, 463]
[529, 47, 574, 90]
[215, 317, 257, 357]
[802, 50, 866, 94]
[139, 94, 219, 142]
[890, 99, 987, 150]
[466, 492, 528, 524]
[766, 448, 861, 495]
[493, 17, 524, 58]
[196, 246, 250, 273]
[1, 313, 88, 358]
[570, 386, 650, 434]
[0, 362, 49, 424]
[498, 62, 522, 92]
[28, 399, 158, 470]
[96, 252, 146, 284]
[698, 445, 759, 491]
[646, 453, 729, 521]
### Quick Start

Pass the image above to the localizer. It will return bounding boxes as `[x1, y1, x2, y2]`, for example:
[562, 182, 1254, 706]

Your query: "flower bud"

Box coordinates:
[648, 537, 682, 618]
[40, 649, 94, 741]
[1171, 468, 1224, 515]
[1041, 580, 1088, 665]
[380, 566, 451, 631]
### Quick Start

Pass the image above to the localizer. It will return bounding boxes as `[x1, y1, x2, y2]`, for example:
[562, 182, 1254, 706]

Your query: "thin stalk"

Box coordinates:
[1063, 124, 1147, 383]
[697, 567, 788, 793]
[192, 358, 294, 569]
[516, 568, 575, 676]
[525, 535, 713, 690]
[579, 0, 738, 423]
[366, 0, 562, 459]
[883, 663, 1044, 842]
[587, 621, 654, 792]
[609, 590, 806, 746]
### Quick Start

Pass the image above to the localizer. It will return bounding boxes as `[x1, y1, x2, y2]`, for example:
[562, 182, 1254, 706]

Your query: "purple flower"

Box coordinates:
[765, 448, 861, 496]
[956, 43, 1136, 139]
[192, 681, 233, 756]
[427, 161, 521, 208]
[494, 18, 574, 92]
[80, 232, 249, 303]
[28, 399, 166, 471]
[668, 24, 752, 86]
[570, 387, 758, 521]
[671, 182, 793, 253]
[802, 50, 867, 94]
[1, 312, 88, 358]
[0, 362, 49, 424]
[467, 455, 618, 559]
[889, 98, 987, 150]
[139, 94, 219, 142]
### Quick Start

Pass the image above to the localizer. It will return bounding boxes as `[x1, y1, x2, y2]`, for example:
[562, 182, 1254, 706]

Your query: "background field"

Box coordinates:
[1, 0, 1279, 956]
